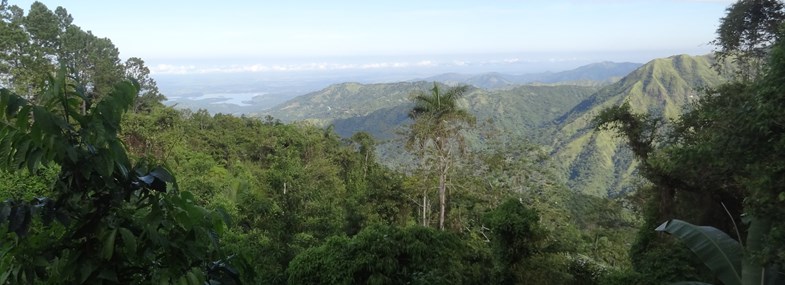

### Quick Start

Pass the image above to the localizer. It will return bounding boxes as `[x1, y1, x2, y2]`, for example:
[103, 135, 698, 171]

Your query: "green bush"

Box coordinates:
[286, 224, 492, 285]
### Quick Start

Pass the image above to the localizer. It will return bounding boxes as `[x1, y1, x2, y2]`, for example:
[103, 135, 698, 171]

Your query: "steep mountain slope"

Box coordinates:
[423, 62, 642, 89]
[550, 54, 727, 197]
[466, 85, 601, 143]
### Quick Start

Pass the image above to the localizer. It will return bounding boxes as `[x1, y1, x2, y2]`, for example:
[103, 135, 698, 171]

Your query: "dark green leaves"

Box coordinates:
[714, 0, 785, 79]
[102, 228, 117, 260]
[0, 197, 57, 237]
[0, 202, 10, 222]
[7, 202, 31, 237]
[117, 227, 136, 255]
[138, 166, 175, 192]
[2, 91, 25, 118]
[0, 74, 232, 283]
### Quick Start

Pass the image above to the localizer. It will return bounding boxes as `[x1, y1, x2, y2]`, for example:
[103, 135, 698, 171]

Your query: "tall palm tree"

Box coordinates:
[407, 82, 474, 230]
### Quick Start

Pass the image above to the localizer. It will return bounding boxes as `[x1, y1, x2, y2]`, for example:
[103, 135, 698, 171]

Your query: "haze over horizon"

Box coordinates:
[12, 0, 733, 76]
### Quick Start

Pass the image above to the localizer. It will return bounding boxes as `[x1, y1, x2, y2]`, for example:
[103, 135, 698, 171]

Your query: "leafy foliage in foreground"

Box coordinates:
[656, 219, 744, 285]
[0, 72, 232, 284]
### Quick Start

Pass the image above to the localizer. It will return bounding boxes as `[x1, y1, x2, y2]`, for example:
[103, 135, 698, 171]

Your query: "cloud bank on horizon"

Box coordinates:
[147, 50, 711, 75]
[150, 57, 594, 75]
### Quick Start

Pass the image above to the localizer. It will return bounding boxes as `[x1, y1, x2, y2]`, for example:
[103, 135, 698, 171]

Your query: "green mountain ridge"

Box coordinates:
[262, 81, 602, 141]
[261, 61, 642, 127]
[263, 81, 432, 124]
[550, 54, 728, 196]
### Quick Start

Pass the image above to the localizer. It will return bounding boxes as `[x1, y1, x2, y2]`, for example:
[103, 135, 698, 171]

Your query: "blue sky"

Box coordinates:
[10, 0, 734, 74]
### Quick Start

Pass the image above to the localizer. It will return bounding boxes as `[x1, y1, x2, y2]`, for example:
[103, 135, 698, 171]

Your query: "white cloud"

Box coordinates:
[152, 64, 199, 74]
[673, 0, 733, 3]
[150, 60, 448, 74]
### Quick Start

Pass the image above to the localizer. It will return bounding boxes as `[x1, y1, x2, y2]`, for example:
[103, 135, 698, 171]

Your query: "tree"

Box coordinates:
[713, 0, 785, 79]
[59, 25, 124, 104]
[349, 131, 375, 179]
[24, 2, 60, 53]
[124, 57, 165, 113]
[0, 2, 50, 98]
[406, 82, 475, 230]
[0, 2, 124, 105]
[485, 199, 545, 285]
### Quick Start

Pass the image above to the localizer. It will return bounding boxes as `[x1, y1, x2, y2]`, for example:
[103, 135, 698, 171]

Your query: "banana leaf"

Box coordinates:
[656, 219, 742, 285]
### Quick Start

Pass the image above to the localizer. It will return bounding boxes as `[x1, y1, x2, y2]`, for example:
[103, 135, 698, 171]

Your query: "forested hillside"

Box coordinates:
[262, 81, 431, 124]
[263, 81, 600, 142]
[550, 54, 727, 196]
[331, 84, 600, 141]
[1, 1, 784, 285]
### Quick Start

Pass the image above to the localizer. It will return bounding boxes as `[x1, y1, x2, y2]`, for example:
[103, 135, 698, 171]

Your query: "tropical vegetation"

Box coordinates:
[0, 0, 783, 284]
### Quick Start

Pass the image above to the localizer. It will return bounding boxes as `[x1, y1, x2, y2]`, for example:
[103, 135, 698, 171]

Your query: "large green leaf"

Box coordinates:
[102, 228, 117, 260]
[656, 219, 742, 285]
[118, 227, 137, 254]
[79, 261, 95, 284]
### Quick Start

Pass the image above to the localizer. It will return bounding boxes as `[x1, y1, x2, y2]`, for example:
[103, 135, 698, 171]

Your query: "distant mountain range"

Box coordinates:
[261, 81, 602, 142]
[166, 61, 642, 116]
[258, 56, 726, 196]
[420, 61, 642, 89]
[262, 61, 642, 127]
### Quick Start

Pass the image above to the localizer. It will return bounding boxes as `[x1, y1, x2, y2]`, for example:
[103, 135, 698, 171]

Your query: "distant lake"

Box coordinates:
[168, 92, 269, 106]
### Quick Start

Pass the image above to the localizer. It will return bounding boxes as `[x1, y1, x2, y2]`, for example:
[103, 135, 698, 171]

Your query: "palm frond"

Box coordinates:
[443, 85, 469, 101]
[408, 82, 474, 123]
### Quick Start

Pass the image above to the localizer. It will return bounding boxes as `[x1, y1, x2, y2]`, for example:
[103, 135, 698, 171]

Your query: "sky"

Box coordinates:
[9, 0, 736, 75]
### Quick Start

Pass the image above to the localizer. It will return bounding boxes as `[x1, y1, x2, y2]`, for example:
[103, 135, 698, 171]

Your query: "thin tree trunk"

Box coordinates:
[363, 151, 369, 179]
[438, 170, 446, 230]
[422, 191, 428, 227]
[437, 139, 449, 230]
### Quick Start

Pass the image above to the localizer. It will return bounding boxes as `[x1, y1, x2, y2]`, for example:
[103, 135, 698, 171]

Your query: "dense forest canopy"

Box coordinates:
[0, 0, 783, 284]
